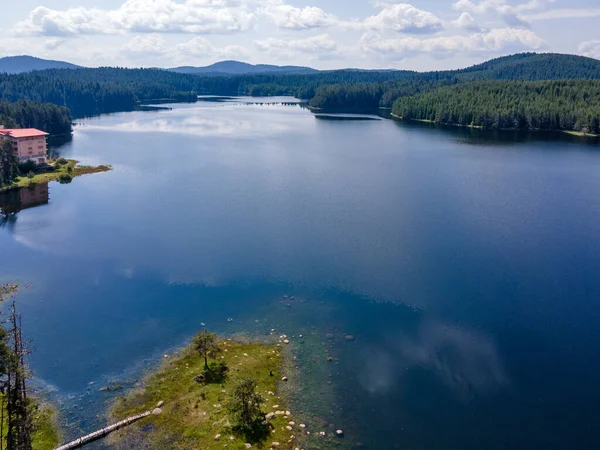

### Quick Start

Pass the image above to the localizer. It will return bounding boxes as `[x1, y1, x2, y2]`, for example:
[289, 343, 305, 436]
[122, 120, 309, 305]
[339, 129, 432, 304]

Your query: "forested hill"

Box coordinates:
[0, 56, 81, 74]
[0, 100, 72, 136]
[308, 53, 600, 110]
[391, 80, 600, 135]
[1, 52, 599, 119]
[453, 53, 600, 81]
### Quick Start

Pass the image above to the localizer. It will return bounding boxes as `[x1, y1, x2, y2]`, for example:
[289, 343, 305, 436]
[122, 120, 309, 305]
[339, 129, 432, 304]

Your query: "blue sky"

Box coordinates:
[2, 0, 600, 70]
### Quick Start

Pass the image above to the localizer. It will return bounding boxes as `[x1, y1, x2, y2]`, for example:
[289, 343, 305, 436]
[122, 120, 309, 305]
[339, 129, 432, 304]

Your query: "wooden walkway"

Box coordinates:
[53, 410, 152, 450]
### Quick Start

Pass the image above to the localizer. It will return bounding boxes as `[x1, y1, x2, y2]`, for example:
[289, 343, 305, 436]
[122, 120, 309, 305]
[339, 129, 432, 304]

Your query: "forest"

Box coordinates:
[0, 100, 72, 135]
[0, 52, 599, 129]
[391, 80, 600, 134]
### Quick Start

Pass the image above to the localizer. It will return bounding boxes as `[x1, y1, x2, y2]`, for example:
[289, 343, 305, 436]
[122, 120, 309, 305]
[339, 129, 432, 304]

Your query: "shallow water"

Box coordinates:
[2, 98, 600, 449]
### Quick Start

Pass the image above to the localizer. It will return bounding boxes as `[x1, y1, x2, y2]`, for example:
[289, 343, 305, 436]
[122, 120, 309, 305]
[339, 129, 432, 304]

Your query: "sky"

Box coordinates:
[1, 0, 600, 70]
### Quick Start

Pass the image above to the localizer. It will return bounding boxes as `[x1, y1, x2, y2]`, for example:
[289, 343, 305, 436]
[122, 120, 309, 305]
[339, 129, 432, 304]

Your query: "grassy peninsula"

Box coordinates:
[110, 335, 304, 450]
[0, 158, 111, 193]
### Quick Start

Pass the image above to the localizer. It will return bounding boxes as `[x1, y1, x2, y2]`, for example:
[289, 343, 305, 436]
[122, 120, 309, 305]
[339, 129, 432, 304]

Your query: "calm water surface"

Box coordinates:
[1, 98, 600, 449]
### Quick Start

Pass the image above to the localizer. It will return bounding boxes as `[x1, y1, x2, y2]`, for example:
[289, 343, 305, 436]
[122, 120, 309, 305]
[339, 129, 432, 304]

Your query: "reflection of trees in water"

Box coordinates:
[0, 184, 50, 228]
[47, 134, 74, 159]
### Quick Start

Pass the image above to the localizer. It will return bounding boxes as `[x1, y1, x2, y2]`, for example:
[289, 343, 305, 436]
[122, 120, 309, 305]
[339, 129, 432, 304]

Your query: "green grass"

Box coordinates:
[0, 396, 60, 450]
[563, 130, 599, 137]
[0, 159, 111, 192]
[31, 404, 60, 450]
[109, 340, 305, 450]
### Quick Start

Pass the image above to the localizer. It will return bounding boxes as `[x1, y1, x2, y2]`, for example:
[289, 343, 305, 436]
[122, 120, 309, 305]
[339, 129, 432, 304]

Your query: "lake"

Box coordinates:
[1, 97, 600, 449]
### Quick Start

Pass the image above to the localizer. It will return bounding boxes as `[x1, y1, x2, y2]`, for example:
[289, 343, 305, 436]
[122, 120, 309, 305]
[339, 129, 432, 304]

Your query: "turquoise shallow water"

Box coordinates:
[1, 98, 600, 449]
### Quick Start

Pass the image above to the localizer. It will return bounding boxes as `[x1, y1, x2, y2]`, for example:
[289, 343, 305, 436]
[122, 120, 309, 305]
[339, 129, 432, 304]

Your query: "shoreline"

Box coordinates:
[0, 159, 111, 193]
[389, 113, 600, 137]
[106, 336, 332, 450]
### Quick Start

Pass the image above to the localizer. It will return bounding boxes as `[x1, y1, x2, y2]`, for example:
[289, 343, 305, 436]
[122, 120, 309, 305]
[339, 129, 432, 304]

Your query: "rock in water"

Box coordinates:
[152, 408, 162, 415]
[157, 400, 164, 408]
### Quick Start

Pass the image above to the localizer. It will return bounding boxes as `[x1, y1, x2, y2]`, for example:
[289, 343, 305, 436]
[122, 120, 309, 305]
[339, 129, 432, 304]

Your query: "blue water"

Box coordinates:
[1, 98, 600, 449]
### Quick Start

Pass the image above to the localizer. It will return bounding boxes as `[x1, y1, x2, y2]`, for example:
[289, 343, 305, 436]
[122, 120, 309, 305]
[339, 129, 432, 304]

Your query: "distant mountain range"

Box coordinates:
[0, 55, 82, 74]
[166, 60, 318, 75]
[0, 56, 319, 75]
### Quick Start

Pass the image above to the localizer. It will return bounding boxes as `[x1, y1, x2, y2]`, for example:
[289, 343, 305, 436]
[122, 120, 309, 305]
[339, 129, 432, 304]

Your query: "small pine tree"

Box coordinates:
[227, 379, 265, 430]
[193, 329, 222, 370]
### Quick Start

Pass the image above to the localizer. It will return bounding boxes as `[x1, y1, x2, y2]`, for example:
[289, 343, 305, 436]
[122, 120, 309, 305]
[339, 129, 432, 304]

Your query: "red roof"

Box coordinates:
[0, 128, 49, 138]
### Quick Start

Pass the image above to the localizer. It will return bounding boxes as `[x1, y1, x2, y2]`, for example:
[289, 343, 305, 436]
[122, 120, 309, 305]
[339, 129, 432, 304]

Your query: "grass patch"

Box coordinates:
[0, 395, 60, 450]
[563, 130, 599, 138]
[0, 159, 111, 192]
[31, 404, 61, 450]
[109, 340, 302, 450]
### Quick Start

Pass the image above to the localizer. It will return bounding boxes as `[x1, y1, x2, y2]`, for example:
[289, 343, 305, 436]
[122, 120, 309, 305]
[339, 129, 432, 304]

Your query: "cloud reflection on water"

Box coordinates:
[361, 319, 508, 399]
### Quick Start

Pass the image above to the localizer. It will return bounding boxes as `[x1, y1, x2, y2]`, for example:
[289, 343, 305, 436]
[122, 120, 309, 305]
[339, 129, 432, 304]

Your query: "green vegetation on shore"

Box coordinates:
[0, 100, 72, 136]
[0, 396, 60, 450]
[0, 158, 111, 193]
[110, 337, 301, 449]
[391, 80, 600, 134]
[0, 284, 60, 450]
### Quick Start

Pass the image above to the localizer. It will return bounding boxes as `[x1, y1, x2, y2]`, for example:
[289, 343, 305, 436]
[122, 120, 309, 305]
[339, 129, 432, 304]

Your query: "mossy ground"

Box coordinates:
[109, 340, 305, 450]
[0, 159, 111, 192]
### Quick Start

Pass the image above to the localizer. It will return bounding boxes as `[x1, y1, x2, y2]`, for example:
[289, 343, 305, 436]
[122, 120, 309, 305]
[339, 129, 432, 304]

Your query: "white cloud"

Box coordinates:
[453, 12, 481, 31]
[254, 34, 340, 58]
[360, 27, 546, 60]
[13, 0, 258, 36]
[44, 38, 66, 51]
[262, 1, 339, 30]
[523, 8, 600, 21]
[118, 34, 250, 62]
[453, 0, 554, 27]
[364, 2, 444, 34]
[121, 34, 168, 59]
[579, 40, 600, 60]
[176, 37, 249, 60]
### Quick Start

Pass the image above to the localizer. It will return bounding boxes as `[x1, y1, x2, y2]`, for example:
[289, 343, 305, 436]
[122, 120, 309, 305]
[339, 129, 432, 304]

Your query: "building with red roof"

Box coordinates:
[0, 126, 49, 166]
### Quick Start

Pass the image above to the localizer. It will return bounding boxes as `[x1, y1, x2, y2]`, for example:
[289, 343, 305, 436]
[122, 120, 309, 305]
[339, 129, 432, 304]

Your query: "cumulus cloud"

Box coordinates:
[523, 8, 600, 21]
[119, 34, 249, 61]
[453, 0, 554, 27]
[364, 2, 444, 34]
[360, 27, 545, 59]
[453, 12, 481, 31]
[13, 0, 257, 36]
[176, 37, 248, 59]
[120, 34, 168, 59]
[579, 40, 600, 60]
[254, 34, 340, 58]
[262, 1, 339, 30]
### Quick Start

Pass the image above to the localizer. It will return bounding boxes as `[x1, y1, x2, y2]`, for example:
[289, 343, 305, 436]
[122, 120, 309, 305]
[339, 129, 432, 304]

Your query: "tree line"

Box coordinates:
[0, 285, 34, 450]
[0, 141, 19, 188]
[0, 100, 72, 135]
[1, 52, 599, 125]
[391, 79, 600, 134]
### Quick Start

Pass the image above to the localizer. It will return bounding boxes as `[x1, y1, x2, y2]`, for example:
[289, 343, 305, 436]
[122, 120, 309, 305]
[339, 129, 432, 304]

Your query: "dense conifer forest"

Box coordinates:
[0, 100, 72, 135]
[391, 80, 600, 134]
[0, 53, 598, 133]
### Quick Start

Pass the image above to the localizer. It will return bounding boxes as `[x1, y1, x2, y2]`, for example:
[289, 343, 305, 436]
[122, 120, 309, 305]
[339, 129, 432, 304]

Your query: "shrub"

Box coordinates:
[19, 161, 37, 175]
[58, 173, 73, 184]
